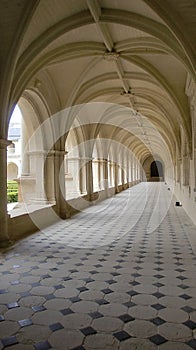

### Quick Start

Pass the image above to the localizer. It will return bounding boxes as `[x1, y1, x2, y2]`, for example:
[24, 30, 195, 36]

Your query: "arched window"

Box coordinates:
[7, 162, 18, 180]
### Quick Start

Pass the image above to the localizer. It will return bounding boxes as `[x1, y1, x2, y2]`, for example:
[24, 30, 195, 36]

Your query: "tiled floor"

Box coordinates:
[0, 183, 196, 350]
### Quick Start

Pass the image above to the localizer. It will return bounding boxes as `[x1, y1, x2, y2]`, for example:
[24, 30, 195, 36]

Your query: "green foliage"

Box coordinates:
[7, 192, 18, 203]
[7, 180, 18, 190]
[7, 180, 18, 203]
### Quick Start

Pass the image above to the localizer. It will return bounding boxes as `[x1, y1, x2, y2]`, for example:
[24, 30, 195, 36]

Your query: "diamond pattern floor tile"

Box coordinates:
[1, 336, 18, 347]
[113, 330, 131, 341]
[0, 183, 195, 350]
[149, 334, 168, 345]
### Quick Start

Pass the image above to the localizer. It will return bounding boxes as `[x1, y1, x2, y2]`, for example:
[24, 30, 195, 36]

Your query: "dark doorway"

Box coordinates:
[151, 161, 163, 178]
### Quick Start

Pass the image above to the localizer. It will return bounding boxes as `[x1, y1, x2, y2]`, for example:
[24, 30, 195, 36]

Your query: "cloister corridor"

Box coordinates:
[0, 182, 195, 350]
[0, 0, 196, 349]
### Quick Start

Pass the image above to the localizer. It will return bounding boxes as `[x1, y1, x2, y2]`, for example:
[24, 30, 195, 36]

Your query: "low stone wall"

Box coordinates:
[8, 181, 140, 241]
[174, 183, 196, 226]
[8, 205, 59, 241]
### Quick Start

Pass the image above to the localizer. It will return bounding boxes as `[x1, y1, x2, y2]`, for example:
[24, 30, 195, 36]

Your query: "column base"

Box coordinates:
[0, 239, 14, 249]
[30, 198, 51, 205]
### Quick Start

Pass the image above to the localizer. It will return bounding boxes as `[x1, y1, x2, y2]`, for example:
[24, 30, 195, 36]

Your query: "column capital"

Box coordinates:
[94, 158, 108, 163]
[67, 156, 81, 161]
[28, 150, 48, 156]
[55, 150, 68, 156]
[0, 139, 12, 149]
[80, 157, 93, 161]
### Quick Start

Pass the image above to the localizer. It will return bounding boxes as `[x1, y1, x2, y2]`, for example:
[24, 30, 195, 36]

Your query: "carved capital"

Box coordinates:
[0, 139, 12, 149]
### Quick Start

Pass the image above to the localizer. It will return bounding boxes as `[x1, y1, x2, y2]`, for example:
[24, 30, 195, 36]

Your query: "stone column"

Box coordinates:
[97, 159, 104, 190]
[182, 154, 189, 186]
[110, 162, 114, 188]
[36, 151, 47, 201]
[176, 156, 181, 183]
[137, 159, 139, 181]
[126, 156, 130, 186]
[118, 164, 122, 185]
[45, 151, 55, 203]
[0, 139, 12, 247]
[92, 159, 99, 191]
[66, 156, 81, 198]
[103, 159, 108, 187]
[114, 162, 119, 193]
[122, 155, 128, 189]
[28, 151, 48, 203]
[16, 119, 31, 203]
[98, 159, 102, 190]
[139, 162, 142, 181]
[191, 105, 196, 191]
[130, 155, 133, 183]
[21, 118, 29, 175]
[185, 74, 196, 191]
[86, 158, 93, 200]
[102, 159, 109, 195]
[132, 157, 135, 182]
[108, 161, 112, 187]
[79, 158, 86, 195]
[120, 165, 125, 188]
[54, 150, 68, 218]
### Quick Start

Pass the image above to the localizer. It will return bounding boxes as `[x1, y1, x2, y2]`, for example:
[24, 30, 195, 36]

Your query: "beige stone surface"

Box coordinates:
[49, 329, 84, 349]
[84, 334, 119, 350]
[92, 316, 123, 332]
[159, 323, 192, 342]
[124, 319, 157, 338]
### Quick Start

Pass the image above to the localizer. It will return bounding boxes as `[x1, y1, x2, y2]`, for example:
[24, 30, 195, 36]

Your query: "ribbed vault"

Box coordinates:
[0, 0, 195, 190]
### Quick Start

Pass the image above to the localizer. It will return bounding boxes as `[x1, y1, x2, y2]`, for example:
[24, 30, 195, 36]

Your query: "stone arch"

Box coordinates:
[92, 137, 104, 192]
[143, 156, 164, 181]
[65, 128, 81, 199]
[16, 91, 54, 205]
[7, 162, 18, 181]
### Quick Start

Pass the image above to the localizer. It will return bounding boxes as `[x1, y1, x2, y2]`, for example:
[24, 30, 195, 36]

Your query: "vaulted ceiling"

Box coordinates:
[0, 0, 195, 164]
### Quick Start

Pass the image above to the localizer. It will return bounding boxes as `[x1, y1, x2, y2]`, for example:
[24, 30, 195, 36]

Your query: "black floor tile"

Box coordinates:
[32, 305, 46, 312]
[80, 326, 97, 336]
[123, 301, 136, 308]
[150, 317, 166, 326]
[77, 286, 88, 293]
[95, 299, 110, 305]
[127, 290, 139, 297]
[149, 334, 167, 345]
[60, 308, 74, 316]
[70, 296, 81, 303]
[151, 303, 166, 311]
[183, 320, 196, 330]
[2, 336, 18, 347]
[152, 292, 165, 299]
[179, 294, 192, 300]
[119, 314, 135, 323]
[181, 306, 195, 313]
[113, 330, 131, 341]
[18, 318, 33, 327]
[34, 341, 52, 350]
[101, 288, 113, 294]
[88, 311, 104, 319]
[49, 322, 64, 332]
[7, 302, 19, 309]
[186, 339, 196, 349]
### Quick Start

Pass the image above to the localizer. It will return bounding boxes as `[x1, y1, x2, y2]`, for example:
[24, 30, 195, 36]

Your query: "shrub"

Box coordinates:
[7, 180, 18, 190]
[7, 191, 18, 203]
[7, 181, 18, 203]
